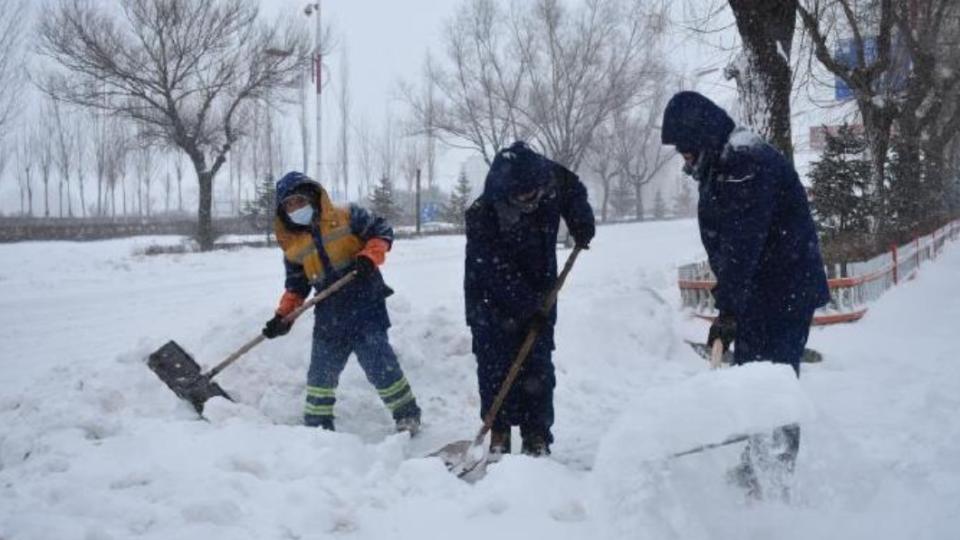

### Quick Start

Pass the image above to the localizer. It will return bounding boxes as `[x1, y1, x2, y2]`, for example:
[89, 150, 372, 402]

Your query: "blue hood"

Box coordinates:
[275, 171, 322, 211]
[661, 91, 735, 154]
[481, 141, 553, 201]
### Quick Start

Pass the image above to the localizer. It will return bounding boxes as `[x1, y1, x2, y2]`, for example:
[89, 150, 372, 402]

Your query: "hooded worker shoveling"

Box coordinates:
[149, 172, 422, 434]
[432, 141, 595, 479]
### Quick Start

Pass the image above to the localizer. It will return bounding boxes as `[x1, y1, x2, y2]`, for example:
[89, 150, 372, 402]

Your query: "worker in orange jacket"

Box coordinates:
[263, 172, 421, 433]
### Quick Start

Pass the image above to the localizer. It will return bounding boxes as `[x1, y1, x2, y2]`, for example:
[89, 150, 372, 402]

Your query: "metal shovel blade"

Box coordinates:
[685, 340, 824, 365]
[429, 439, 489, 481]
[147, 340, 231, 413]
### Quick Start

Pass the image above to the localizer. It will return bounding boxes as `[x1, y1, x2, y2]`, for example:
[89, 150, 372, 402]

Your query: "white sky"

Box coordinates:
[265, 0, 473, 196]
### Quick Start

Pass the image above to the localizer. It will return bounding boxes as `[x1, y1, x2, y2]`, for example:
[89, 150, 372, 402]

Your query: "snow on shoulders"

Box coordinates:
[727, 128, 765, 151]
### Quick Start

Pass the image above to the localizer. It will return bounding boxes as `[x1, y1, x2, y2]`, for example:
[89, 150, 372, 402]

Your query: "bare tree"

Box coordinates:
[378, 112, 400, 183]
[0, 141, 10, 215]
[16, 135, 34, 216]
[516, 0, 664, 169]
[399, 54, 441, 189]
[888, 0, 960, 228]
[50, 98, 75, 218]
[612, 101, 672, 220]
[37, 0, 309, 248]
[90, 110, 109, 216]
[0, 0, 27, 133]
[74, 115, 88, 217]
[174, 152, 185, 213]
[585, 120, 620, 222]
[400, 139, 424, 193]
[103, 119, 131, 217]
[411, 0, 665, 169]
[164, 169, 172, 214]
[134, 141, 156, 217]
[354, 117, 376, 200]
[424, 0, 531, 164]
[36, 115, 54, 217]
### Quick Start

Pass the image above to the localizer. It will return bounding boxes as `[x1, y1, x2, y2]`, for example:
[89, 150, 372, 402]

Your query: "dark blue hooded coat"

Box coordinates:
[464, 142, 596, 336]
[662, 92, 830, 321]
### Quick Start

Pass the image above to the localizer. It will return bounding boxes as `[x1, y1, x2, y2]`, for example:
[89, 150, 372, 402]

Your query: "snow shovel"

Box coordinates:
[685, 340, 824, 366]
[148, 271, 357, 414]
[432, 246, 584, 480]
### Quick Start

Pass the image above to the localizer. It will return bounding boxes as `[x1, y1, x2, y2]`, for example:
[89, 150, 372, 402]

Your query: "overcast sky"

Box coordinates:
[266, 0, 474, 194]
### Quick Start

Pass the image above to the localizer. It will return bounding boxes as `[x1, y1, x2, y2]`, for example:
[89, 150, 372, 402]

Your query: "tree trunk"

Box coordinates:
[97, 171, 103, 216]
[78, 172, 86, 218]
[43, 179, 49, 217]
[634, 178, 644, 221]
[196, 169, 215, 250]
[66, 174, 74, 217]
[863, 105, 896, 239]
[726, 0, 797, 161]
[600, 176, 611, 223]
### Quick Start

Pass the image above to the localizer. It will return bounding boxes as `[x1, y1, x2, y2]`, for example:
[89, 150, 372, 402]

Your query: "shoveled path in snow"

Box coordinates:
[1, 221, 958, 539]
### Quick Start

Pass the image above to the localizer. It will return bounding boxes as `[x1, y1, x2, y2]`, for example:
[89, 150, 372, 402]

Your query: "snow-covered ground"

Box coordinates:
[1, 220, 958, 539]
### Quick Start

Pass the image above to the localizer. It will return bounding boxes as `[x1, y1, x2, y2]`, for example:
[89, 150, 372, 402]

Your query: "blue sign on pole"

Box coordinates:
[834, 35, 911, 101]
[421, 202, 443, 223]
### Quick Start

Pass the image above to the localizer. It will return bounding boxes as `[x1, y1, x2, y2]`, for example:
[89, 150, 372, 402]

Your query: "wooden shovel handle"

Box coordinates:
[205, 272, 357, 379]
[472, 246, 583, 447]
[709, 339, 725, 370]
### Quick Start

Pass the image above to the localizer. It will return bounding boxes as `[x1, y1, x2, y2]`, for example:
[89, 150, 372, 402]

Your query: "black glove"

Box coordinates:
[262, 314, 293, 339]
[354, 255, 376, 278]
[574, 238, 590, 250]
[707, 313, 736, 352]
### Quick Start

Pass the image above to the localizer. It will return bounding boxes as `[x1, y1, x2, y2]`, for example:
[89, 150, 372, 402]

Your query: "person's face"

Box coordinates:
[282, 194, 310, 213]
[681, 152, 696, 166]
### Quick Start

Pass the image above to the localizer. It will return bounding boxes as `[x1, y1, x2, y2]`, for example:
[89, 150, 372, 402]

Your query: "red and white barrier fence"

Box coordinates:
[677, 219, 960, 325]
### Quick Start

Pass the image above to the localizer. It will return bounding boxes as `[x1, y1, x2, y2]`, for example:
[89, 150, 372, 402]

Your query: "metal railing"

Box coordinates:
[677, 219, 960, 325]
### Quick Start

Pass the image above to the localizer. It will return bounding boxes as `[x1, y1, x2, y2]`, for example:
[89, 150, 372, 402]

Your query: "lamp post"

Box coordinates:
[304, 2, 322, 183]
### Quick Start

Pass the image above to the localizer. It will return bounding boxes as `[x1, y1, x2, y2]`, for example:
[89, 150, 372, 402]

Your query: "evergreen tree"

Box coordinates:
[242, 174, 276, 244]
[653, 188, 667, 220]
[369, 175, 398, 223]
[444, 169, 473, 229]
[808, 125, 873, 244]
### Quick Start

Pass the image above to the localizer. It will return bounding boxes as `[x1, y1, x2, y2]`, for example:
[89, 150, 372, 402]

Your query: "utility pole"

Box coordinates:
[305, 2, 323, 183]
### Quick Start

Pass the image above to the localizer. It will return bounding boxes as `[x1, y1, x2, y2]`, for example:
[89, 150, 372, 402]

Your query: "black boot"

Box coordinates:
[521, 432, 551, 457]
[489, 429, 511, 461]
[395, 413, 421, 435]
[310, 417, 335, 431]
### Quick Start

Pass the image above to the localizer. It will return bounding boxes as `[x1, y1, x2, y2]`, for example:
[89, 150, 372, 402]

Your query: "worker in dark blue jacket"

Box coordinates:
[661, 91, 830, 499]
[465, 141, 595, 457]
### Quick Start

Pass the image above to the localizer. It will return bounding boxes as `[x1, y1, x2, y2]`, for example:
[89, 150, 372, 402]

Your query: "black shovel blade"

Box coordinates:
[147, 340, 231, 413]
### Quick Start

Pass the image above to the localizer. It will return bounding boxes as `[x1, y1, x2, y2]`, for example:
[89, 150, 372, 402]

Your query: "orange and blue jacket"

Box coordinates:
[274, 182, 394, 338]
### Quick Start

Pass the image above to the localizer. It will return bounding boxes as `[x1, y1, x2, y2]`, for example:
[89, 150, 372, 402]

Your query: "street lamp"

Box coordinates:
[304, 2, 322, 182]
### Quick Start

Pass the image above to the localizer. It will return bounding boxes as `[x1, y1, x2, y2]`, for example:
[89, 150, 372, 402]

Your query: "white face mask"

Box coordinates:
[287, 205, 315, 226]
